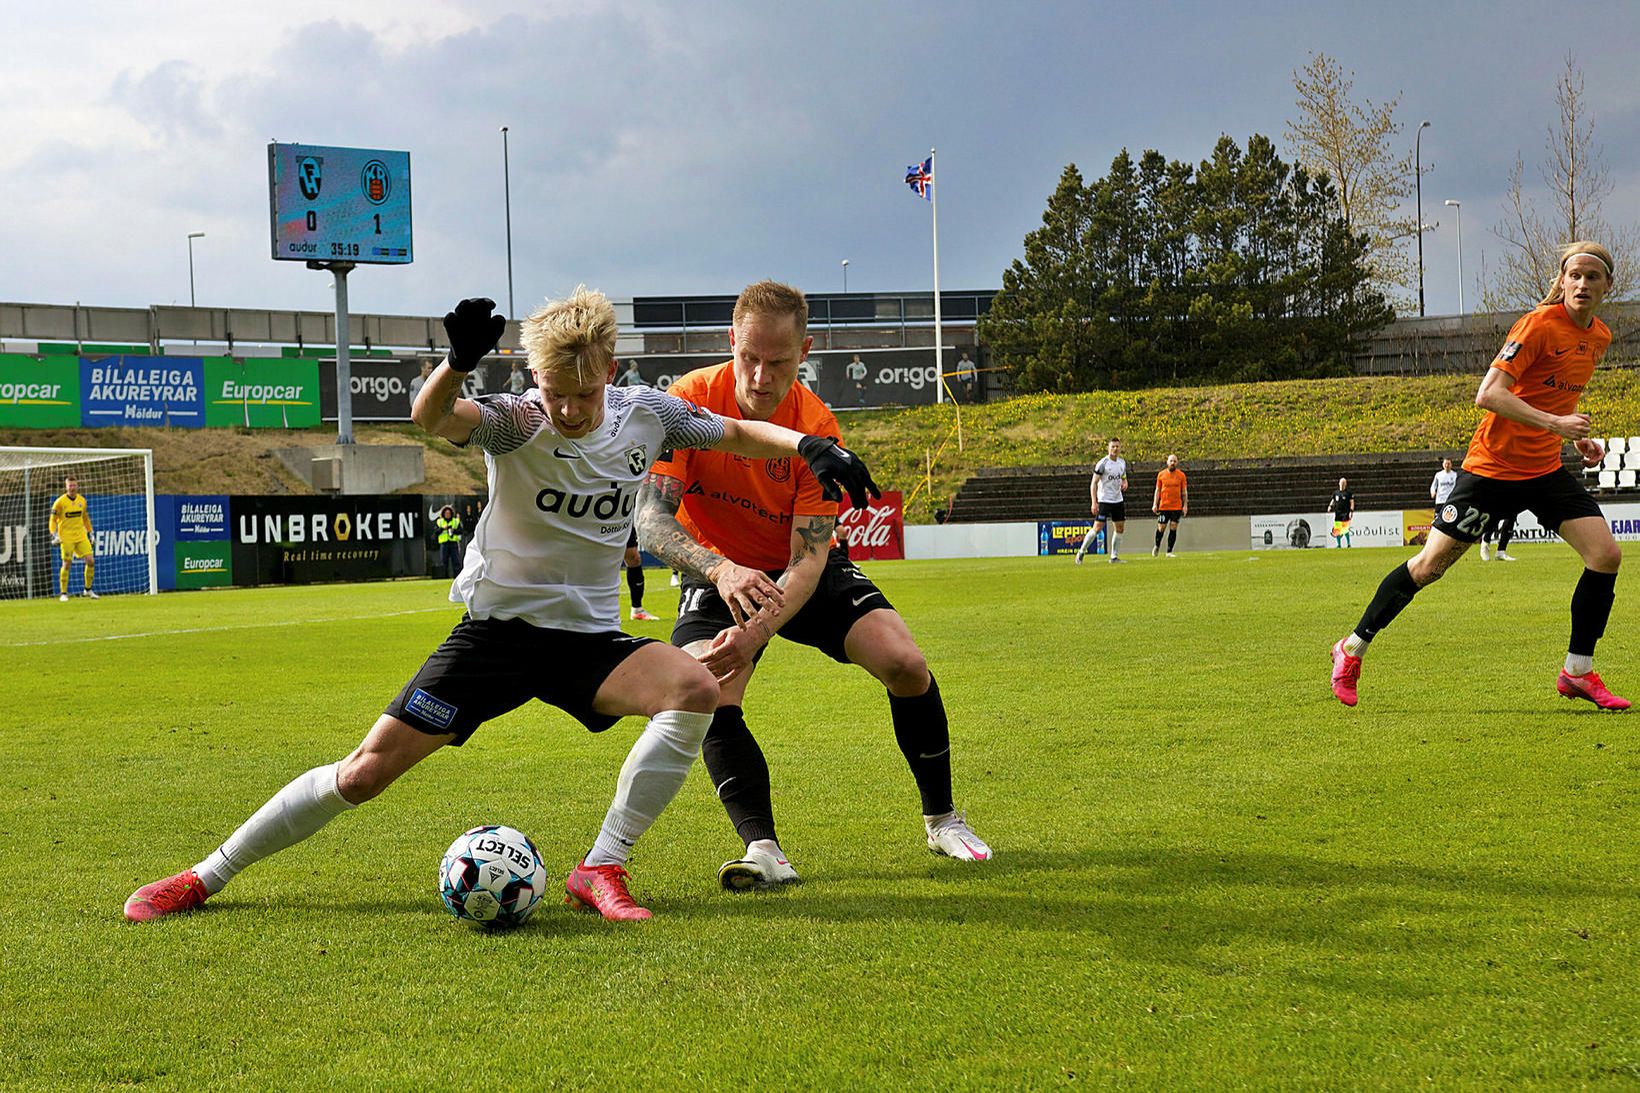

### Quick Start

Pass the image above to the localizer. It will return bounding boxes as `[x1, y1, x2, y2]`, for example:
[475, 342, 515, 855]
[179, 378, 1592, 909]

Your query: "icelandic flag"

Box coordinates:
[905, 157, 932, 200]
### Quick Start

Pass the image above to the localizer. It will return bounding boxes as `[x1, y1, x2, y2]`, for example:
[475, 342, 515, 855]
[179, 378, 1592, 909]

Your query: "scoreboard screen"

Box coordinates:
[268, 143, 413, 265]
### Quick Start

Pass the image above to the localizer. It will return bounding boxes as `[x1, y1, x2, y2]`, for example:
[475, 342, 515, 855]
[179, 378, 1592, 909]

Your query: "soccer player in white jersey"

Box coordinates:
[123, 291, 879, 924]
[1074, 438, 1129, 564]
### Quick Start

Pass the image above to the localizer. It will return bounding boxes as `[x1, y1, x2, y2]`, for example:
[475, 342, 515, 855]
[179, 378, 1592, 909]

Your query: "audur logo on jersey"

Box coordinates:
[536, 482, 637, 520]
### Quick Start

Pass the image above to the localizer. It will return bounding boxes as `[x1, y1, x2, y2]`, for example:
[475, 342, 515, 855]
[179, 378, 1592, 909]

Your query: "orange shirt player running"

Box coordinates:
[650, 362, 841, 571]
[1464, 303, 1612, 480]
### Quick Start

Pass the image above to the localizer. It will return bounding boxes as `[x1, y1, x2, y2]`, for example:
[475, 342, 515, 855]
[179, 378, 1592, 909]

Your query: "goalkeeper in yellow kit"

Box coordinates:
[50, 477, 97, 601]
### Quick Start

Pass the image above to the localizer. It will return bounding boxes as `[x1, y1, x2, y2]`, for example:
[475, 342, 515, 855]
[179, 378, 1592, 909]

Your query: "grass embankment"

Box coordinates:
[6, 369, 1637, 518]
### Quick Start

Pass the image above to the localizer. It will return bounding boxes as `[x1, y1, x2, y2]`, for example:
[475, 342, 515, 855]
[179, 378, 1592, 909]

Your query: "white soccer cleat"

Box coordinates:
[1073, 552, 1084, 566]
[59, 593, 69, 603]
[1166, 552, 1178, 558]
[84, 590, 99, 599]
[1109, 555, 1125, 564]
[629, 606, 662, 621]
[718, 844, 800, 890]
[926, 811, 992, 862]
[1479, 541, 1490, 561]
[1497, 552, 1517, 562]
[1152, 544, 1160, 557]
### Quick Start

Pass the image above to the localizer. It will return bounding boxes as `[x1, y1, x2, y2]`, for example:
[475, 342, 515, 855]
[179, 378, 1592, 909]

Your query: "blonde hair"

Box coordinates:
[1540, 240, 1616, 306]
[733, 280, 808, 337]
[519, 285, 617, 384]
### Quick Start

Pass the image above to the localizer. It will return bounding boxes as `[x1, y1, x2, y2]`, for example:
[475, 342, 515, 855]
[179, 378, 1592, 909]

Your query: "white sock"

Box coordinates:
[1110, 532, 1123, 557]
[585, 710, 713, 867]
[194, 761, 355, 893]
[1342, 633, 1368, 657]
[1565, 653, 1594, 676]
[1076, 529, 1096, 557]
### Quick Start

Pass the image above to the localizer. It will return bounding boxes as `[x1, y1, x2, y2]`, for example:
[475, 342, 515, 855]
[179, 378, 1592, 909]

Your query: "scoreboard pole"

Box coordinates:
[308, 259, 357, 444]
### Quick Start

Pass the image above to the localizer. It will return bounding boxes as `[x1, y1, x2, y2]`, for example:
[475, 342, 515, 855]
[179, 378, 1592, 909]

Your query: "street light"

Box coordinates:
[1443, 199, 1465, 315]
[1415, 120, 1430, 317]
[500, 126, 515, 318]
[186, 231, 205, 307]
[841, 258, 849, 293]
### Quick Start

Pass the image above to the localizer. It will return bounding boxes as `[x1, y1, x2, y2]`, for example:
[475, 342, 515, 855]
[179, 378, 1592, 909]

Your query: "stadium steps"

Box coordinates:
[946, 451, 1591, 523]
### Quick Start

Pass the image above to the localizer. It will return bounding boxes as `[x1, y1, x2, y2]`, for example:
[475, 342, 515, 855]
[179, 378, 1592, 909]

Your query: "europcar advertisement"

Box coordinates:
[203, 358, 320, 428]
[0, 354, 80, 427]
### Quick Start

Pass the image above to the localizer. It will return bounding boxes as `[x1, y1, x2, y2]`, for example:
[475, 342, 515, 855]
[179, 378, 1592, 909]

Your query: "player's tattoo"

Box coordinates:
[778, 515, 836, 586]
[636, 475, 724, 581]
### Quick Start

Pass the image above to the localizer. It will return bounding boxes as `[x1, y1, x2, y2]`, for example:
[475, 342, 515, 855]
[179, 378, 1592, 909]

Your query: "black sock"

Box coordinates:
[625, 564, 645, 609]
[1354, 562, 1422, 642]
[1497, 521, 1515, 553]
[887, 673, 955, 816]
[1569, 568, 1618, 656]
[1155, 527, 1165, 547]
[699, 706, 776, 845]
[1167, 527, 1177, 551]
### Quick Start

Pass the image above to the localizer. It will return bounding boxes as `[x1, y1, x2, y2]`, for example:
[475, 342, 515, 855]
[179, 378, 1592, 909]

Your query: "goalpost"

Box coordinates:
[0, 447, 157, 600]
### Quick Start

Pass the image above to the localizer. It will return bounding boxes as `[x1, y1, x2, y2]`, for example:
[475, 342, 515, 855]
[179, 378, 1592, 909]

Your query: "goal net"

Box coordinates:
[0, 447, 156, 600]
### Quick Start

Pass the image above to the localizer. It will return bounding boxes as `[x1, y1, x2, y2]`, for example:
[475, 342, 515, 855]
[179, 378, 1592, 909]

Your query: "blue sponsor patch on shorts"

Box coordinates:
[406, 688, 458, 729]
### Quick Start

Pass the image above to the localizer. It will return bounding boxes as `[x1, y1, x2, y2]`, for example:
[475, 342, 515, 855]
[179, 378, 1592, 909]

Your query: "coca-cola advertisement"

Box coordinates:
[837, 491, 904, 560]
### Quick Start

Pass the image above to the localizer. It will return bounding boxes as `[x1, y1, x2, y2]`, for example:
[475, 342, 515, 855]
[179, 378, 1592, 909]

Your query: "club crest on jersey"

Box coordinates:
[626, 445, 649, 475]
[765, 457, 792, 483]
[1499, 340, 1522, 361]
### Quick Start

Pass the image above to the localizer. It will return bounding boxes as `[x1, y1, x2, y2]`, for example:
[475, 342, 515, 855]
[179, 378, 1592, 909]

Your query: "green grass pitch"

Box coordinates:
[3, 549, 1637, 1087]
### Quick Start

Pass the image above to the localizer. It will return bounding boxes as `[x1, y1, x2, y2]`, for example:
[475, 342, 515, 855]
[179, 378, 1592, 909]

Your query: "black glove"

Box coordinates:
[798, 435, 882, 510]
[442, 297, 506, 373]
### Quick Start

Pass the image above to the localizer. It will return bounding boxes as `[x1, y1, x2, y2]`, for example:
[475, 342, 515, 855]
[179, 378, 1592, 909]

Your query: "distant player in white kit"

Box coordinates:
[122, 291, 880, 924]
[1430, 457, 1457, 505]
[1075, 438, 1129, 564]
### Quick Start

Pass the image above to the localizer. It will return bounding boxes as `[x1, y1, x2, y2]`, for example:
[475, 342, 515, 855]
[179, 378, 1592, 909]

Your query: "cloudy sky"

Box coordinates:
[5, 0, 1638, 321]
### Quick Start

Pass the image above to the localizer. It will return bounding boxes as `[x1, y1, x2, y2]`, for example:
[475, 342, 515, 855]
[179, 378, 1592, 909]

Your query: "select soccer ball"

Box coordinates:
[439, 824, 548, 929]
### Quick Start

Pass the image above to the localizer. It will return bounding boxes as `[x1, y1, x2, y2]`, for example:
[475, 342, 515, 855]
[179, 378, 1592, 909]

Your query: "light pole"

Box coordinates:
[841, 258, 849, 293]
[1443, 199, 1464, 315]
[1415, 120, 1430, 317]
[501, 126, 515, 318]
[186, 231, 205, 307]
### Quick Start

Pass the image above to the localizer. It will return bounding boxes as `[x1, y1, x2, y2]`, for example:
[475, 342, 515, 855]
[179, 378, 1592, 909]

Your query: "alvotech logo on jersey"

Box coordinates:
[79, 356, 204, 428]
[837, 491, 904, 560]
[232, 495, 424, 586]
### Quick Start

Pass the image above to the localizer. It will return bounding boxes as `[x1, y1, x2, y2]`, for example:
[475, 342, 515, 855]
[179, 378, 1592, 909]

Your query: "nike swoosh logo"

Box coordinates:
[1553, 347, 1572, 356]
[554, 446, 582, 459]
[918, 747, 950, 760]
[851, 593, 881, 607]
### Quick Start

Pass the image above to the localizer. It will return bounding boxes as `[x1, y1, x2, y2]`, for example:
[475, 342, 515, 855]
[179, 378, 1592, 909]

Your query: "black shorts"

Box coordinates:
[384, 616, 656, 744]
[1156, 509, 1184, 524]
[626, 527, 639, 550]
[1094, 501, 1127, 523]
[1431, 468, 1603, 543]
[671, 547, 895, 664]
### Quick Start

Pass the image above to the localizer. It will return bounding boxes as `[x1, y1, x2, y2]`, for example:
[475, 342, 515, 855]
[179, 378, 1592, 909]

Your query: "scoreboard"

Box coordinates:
[268, 143, 413, 265]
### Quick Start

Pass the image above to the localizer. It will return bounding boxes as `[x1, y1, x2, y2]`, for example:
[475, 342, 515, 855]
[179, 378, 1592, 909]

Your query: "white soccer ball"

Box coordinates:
[438, 824, 548, 929]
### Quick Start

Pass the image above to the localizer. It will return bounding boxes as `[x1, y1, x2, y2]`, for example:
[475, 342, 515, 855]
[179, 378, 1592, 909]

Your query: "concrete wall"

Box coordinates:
[273, 444, 425, 495]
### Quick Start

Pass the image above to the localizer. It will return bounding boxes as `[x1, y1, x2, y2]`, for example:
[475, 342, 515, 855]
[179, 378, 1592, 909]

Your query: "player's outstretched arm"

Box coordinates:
[412, 298, 504, 443]
[635, 474, 784, 624]
[715, 420, 881, 510]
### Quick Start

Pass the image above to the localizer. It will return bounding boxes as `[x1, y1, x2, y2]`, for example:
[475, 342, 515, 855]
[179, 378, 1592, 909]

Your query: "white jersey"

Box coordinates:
[452, 386, 725, 631]
[1092, 456, 1128, 504]
[1431, 469, 1458, 504]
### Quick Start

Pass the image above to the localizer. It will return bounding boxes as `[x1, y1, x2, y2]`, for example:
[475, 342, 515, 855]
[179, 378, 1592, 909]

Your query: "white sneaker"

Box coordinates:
[84, 590, 99, 599]
[926, 811, 992, 861]
[1497, 552, 1517, 562]
[717, 844, 800, 890]
[1479, 541, 1491, 561]
[59, 593, 69, 602]
[629, 606, 662, 621]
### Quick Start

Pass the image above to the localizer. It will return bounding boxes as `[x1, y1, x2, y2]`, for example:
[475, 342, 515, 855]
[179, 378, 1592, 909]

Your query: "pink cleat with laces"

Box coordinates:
[564, 860, 652, 921]
[124, 869, 210, 922]
[1556, 670, 1631, 711]
[1330, 639, 1362, 707]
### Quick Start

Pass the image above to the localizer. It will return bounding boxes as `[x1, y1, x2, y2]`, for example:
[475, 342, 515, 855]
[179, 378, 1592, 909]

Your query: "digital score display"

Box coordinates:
[268, 143, 413, 264]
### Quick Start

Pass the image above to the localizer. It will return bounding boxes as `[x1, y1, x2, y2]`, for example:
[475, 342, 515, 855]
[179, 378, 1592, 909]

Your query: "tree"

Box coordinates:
[1285, 53, 1416, 310]
[1484, 54, 1635, 311]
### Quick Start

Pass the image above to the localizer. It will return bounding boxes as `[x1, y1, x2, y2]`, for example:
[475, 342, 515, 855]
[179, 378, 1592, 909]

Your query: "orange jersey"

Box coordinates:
[1154, 468, 1187, 510]
[650, 362, 841, 570]
[1465, 304, 1611, 480]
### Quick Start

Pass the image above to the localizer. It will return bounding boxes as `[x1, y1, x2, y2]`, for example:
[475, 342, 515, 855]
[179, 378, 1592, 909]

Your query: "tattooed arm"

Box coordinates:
[697, 512, 835, 683]
[410, 358, 482, 443]
[636, 472, 785, 625]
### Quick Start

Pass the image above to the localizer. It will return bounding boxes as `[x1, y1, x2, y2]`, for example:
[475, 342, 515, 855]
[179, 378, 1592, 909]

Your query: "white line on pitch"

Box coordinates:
[2, 606, 455, 648]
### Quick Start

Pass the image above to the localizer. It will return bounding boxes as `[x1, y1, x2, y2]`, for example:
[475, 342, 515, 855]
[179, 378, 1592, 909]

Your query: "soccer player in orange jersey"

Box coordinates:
[1151, 453, 1189, 557]
[1331, 242, 1627, 710]
[637, 281, 992, 888]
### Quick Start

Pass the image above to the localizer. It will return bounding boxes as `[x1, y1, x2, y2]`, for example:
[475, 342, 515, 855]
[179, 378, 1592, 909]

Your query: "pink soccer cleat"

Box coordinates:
[1330, 639, 1362, 707]
[1556, 670, 1631, 711]
[564, 860, 652, 921]
[124, 869, 210, 922]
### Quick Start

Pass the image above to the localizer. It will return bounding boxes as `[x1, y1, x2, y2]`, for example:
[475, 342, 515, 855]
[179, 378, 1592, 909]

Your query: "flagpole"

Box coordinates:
[930, 146, 944, 405]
